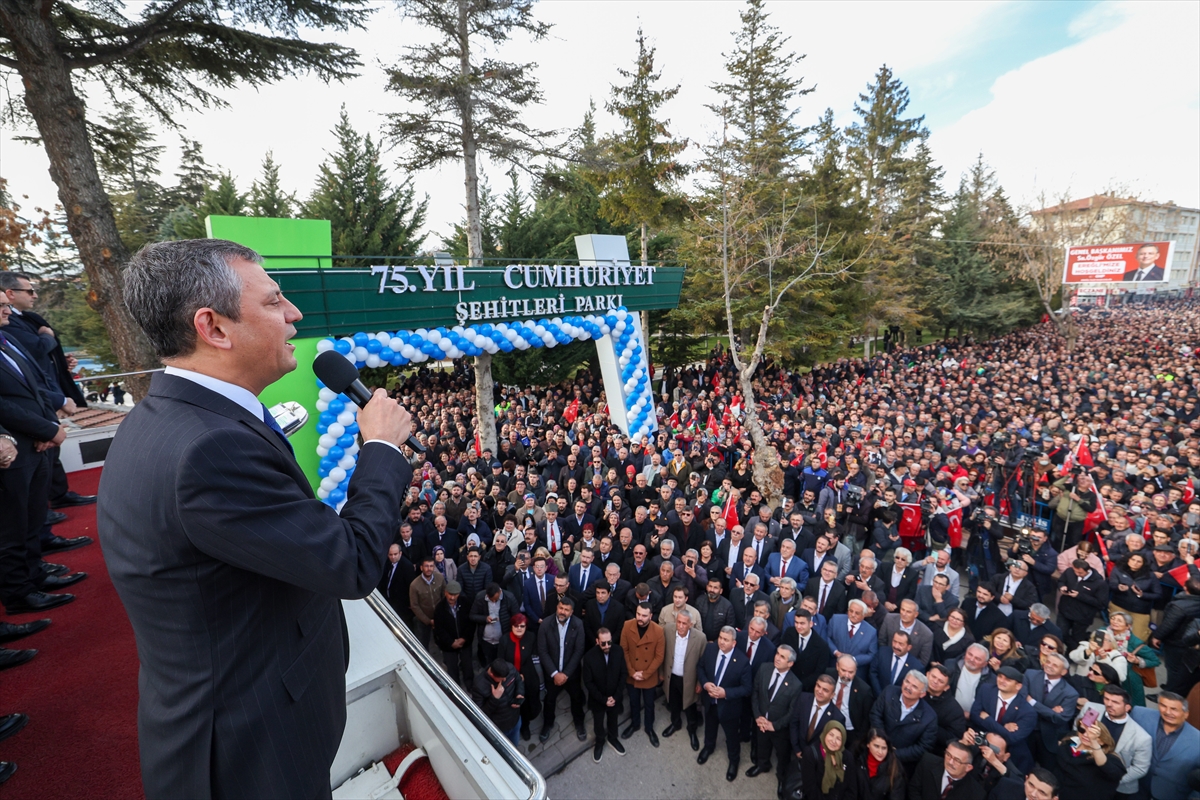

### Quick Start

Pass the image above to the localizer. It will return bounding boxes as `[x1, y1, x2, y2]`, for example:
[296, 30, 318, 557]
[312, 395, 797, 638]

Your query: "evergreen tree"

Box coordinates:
[249, 151, 297, 218]
[304, 109, 428, 258]
[595, 27, 688, 265]
[92, 102, 169, 251]
[162, 173, 248, 241]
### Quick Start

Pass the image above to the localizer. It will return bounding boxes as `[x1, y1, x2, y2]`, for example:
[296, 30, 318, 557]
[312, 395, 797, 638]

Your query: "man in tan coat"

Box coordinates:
[409, 556, 445, 652]
[661, 611, 706, 751]
[658, 584, 701, 632]
[620, 604, 665, 747]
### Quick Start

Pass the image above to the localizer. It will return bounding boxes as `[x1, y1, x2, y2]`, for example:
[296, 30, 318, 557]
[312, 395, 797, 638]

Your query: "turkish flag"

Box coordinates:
[564, 398, 580, 424]
[899, 502, 923, 542]
[817, 441, 828, 471]
[947, 506, 963, 548]
[1169, 563, 1192, 587]
[706, 413, 719, 437]
[723, 491, 740, 530]
[1184, 477, 1195, 505]
[1074, 435, 1094, 467]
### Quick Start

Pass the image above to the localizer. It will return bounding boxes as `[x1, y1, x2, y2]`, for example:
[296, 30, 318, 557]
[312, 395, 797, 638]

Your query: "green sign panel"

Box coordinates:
[262, 261, 684, 338]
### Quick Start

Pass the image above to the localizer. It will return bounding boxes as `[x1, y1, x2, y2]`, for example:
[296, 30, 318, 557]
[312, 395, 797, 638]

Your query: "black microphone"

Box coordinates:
[313, 349, 426, 453]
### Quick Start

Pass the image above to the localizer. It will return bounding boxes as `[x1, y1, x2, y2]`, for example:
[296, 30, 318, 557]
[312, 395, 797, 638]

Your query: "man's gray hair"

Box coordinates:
[779, 577, 797, 592]
[0, 271, 33, 291]
[1030, 603, 1052, 618]
[123, 239, 257, 358]
[966, 643, 990, 659]
[905, 669, 928, 690]
[847, 599, 867, 614]
[720, 625, 737, 638]
[1046, 653, 1069, 672]
[777, 644, 796, 663]
[748, 617, 767, 632]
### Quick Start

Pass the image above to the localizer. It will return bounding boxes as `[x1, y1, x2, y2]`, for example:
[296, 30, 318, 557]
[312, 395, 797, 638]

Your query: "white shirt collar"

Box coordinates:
[164, 366, 261, 419]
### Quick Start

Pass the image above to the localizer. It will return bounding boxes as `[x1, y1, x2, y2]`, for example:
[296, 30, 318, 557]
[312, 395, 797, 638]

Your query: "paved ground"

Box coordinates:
[546, 697, 781, 800]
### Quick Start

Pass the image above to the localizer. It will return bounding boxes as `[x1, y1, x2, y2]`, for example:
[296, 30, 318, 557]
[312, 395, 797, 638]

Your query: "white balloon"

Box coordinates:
[365, 354, 380, 368]
[345, 441, 360, 456]
[504, 329, 518, 341]
[315, 399, 330, 412]
[532, 325, 546, 335]
[375, 331, 391, 344]
[337, 411, 356, 426]
[542, 334, 555, 346]
[328, 423, 345, 438]
[343, 353, 356, 365]
[414, 328, 428, 338]
[338, 455, 356, 469]
[515, 340, 529, 350]
[318, 434, 336, 448]
[316, 339, 334, 353]
[619, 355, 630, 367]
[320, 477, 338, 491]
[633, 368, 643, 380]
[329, 467, 347, 483]
[446, 347, 462, 359]
[616, 308, 628, 320]
[615, 321, 626, 333]
[352, 346, 369, 361]
[427, 329, 442, 343]
[318, 387, 337, 402]
[400, 344, 416, 359]
[316, 446, 330, 457]
[317, 487, 330, 499]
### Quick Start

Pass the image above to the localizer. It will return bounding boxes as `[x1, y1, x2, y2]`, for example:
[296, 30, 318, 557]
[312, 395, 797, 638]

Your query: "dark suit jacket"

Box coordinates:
[781, 628, 832, 690]
[869, 648, 925, 696]
[960, 597, 1009, 641]
[751, 667, 804, 728]
[990, 574, 1038, 612]
[583, 597, 629, 644]
[731, 588, 769, 629]
[735, 630, 778, 680]
[1, 310, 85, 405]
[696, 643, 753, 722]
[522, 574, 554, 626]
[378, 557, 415, 617]
[803, 578, 848, 619]
[1009, 611, 1062, 649]
[878, 563, 920, 606]
[907, 752, 986, 800]
[99, 372, 411, 800]
[790, 693, 846, 753]
[0, 334, 61, 470]
[581, 643, 628, 709]
[868, 685, 937, 764]
[1021, 670, 1078, 751]
[1122, 265, 1163, 282]
[969, 683, 1036, 771]
[799, 548, 838, 581]
[537, 613, 585, 677]
[823, 669, 874, 739]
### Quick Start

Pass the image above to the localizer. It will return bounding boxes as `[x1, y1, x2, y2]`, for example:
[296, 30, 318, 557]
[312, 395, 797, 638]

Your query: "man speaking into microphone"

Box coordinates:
[99, 239, 413, 800]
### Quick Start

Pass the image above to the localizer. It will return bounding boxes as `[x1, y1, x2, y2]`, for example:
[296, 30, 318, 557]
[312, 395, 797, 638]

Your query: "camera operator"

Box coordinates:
[965, 504, 1005, 585]
[990, 432, 1026, 520]
[1048, 471, 1096, 551]
[1007, 529, 1058, 606]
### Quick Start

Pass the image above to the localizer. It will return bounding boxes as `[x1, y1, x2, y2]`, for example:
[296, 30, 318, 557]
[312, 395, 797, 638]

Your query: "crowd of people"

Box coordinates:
[373, 301, 1200, 800]
[0, 273, 99, 784]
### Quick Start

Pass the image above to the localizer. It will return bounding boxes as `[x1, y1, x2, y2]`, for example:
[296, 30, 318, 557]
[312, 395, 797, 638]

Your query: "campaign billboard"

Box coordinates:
[1063, 241, 1175, 283]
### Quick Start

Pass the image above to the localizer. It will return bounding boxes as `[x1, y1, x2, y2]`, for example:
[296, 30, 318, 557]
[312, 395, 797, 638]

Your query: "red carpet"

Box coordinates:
[1, 468, 144, 799]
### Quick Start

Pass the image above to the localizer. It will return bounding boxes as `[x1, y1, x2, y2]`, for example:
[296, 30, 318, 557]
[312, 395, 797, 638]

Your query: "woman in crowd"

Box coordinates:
[730, 457, 755, 494]
[801, 720, 857, 800]
[1068, 630, 1128, 685]
[432, 545, 457, 585]
[1071, 661, 1122, 705]
[984, 628, 1030, 672]
[697, 539, 723, 581]
[1093, 610, 1160, 706]
[498, 613, 541, 741]
[1055, 723, 1127, 800]
[931, 607, 975, 664]
[853, 728, 904, 800]
[1036, 633, 1068, 668]
[1106, 552, 1160, 641]
[549, 542, 574, 576]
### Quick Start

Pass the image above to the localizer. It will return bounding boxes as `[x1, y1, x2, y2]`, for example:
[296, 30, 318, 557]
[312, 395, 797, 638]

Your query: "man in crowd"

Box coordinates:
[581, 627, 627, 763]
[661, 611, 705, 751]
[620, 604, 665, 747]
[697, 626, 752, 782]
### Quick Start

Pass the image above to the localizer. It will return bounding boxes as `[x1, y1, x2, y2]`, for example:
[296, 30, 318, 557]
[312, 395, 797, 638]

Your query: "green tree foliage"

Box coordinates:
[594, 27, 688, 265]
[304, 109, 428, 258]
[92, 102, 169, 252]
[162, 173, 247, 240]
[249, 151, 297, 218]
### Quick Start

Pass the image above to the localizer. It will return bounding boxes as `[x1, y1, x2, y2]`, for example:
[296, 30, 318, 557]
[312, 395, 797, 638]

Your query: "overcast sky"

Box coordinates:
[1, 0, 1197, 250]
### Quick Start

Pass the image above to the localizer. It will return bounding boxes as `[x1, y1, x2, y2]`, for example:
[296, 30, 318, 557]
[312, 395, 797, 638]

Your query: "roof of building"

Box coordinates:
[69, 405, 129, 430]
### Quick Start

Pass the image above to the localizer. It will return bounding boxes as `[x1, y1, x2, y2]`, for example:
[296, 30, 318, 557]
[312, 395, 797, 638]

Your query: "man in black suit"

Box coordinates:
[1056, 559, 1109, 649]
[790, 674, 846, 768]
[697, 626, 753, 782]
[826, 655, 873, 749]
[583, 583, 628, 646]
[803, 559, 847, 620]
[990, 559, 1038, 614]
[536, 596, 587, 742]
[1, 304, 80, 616]
[378, 543, 415, 625]
[869, 630, 924, 696]
[779, 609, 831, 690]
[433, 581, 474, 688]
[869, 671, 938, 770]
[580, 627, 628, 763]
[746, 644, 803, 795]
[1009, 606, 1062, 649]
[877, 547, 920, 612]
[395, 519, 428, 565]
[961, 583, 1008, 642]
[730, 572, 769, 630]
[907, 741, 986, 800]
[99, 239, 415, 799]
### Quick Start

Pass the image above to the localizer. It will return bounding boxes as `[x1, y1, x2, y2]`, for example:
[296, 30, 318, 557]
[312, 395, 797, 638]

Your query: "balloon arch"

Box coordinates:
[309, 307, 656, 507]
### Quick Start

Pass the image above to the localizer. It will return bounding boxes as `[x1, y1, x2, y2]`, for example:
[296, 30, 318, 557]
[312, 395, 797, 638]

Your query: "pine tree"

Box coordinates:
[304, 110, 428, 259]
[163, 173, 248, 241]
[595, 27, 688, 266]
[249, 152, 297, 218]
[91, 102, 169, 251]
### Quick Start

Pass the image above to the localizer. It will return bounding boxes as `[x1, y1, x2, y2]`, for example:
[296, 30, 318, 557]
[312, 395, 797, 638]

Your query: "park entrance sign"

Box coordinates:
[205, 216, 685, 503]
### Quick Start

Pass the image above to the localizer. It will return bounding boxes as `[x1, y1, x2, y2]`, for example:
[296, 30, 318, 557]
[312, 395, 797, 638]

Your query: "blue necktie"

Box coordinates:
[261, 404, 294, 455]
[0, 334, 30, 386]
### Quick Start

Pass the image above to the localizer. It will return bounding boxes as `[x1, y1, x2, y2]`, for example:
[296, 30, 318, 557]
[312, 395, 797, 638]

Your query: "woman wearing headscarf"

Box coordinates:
[801, 720, 858, 800]
[432, 545, 458, 585]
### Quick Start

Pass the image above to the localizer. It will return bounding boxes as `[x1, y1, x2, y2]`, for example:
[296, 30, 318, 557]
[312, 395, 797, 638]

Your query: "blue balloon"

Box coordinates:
[366, 339, 382, 354]
[319, 457, 336, 472]
[315, 422, 329, 435]
[499, 339, 513, 352]
[328, 398, 345, 414]
[334, 339, 351, 354]
[318, 411, 335, 425]
[345, 423, 359, 435]
[337, 434, 356, 449]
[328, 445, 345, 460]
[329, 489, 346, 504]
[353, 332, 369, 346]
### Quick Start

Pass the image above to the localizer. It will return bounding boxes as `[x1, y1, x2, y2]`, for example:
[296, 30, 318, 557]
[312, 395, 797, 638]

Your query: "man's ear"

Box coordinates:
[193, 307, 235, 351]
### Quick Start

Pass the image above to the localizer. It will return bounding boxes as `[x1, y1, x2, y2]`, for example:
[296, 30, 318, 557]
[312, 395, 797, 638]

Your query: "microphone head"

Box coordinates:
[313, 349, 361, 396]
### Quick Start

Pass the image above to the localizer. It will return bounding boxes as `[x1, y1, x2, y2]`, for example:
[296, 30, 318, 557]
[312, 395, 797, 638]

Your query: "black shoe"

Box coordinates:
[539, 727, 552, 743]
[0, 762, 14, 785]
[592, 742, 604, 763]
[41, 535, 92, 554]
[746, 765, 770, 777]
[697, 748, 712, 765]
[647, 729, 659, 748]
[689, 730, 700, 751]
[5, 592, 74, 613]
[39, 562, 68, 577]
[520, 726, 531, 741]
[726, 763, 738, 782]
[51, 492, 96, 508]
[39, 572, 87, 589]
[607, 737, 626, 756]
[661, 722, 679, 738]
[45, 511, 68, 526]
[0, 649, 36, 671]
[575, 722, 587, 741]
[621, 722, 638, 740]
[0, 620, 50, 643]
[0, 714, 27, 744]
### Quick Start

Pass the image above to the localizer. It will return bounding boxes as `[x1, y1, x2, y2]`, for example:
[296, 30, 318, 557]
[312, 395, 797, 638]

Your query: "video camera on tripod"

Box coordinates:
[1012, 527, 1035, 557]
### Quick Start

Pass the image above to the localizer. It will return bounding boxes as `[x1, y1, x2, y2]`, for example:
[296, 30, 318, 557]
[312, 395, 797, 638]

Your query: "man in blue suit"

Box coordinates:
[568, 547, 601, 596]
[99, 240, 415, 800]
[696, 626, 753, 782]
[729, 545, 767, 593]
[521, 556, 554, 632]
[1129, 692, 1200, 800]
[1021, 654, 1078, 769]
[765, 538, 808, 593]
[869, 670, 938, 770]
[826, 600, 878, 668]
[969, 666, 1036, 773]
[736, 618, 777, 753]
[869, 630, 924, 696]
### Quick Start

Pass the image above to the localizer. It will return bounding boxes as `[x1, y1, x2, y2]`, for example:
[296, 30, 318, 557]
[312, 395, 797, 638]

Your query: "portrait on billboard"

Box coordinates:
[1062, 240, 1174, 283]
